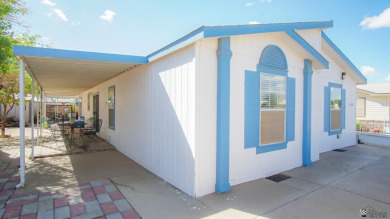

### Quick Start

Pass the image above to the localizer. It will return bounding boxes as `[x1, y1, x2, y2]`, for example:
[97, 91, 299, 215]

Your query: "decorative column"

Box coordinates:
[302, 59, 313, 167]
[215, 37, 232, 193]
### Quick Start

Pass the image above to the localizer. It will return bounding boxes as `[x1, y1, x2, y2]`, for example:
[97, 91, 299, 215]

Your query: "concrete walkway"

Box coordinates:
[112, 144, 390, 219]
[2, 128, 390, 218]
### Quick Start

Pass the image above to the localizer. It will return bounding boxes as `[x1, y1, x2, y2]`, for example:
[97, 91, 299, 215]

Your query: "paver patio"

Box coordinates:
[1, 126, 390, 219]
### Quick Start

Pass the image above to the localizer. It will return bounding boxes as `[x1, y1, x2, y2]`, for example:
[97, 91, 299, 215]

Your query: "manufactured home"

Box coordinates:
[14, 21, 366, 197]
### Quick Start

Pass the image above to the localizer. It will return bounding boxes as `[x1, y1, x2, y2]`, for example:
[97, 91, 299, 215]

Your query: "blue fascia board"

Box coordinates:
[147, 27, 205, 61]
[147, 21, 333, 62]
[321, 32, 367, 83]
[13, 45, 148, 64]
[286, 30, 329, 69]
[203, 21, 333, 38]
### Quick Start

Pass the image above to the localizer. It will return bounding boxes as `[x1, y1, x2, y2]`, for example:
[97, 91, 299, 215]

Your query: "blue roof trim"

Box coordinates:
[147, 21, 333, 62]
[147, 27, 205, 61]
[203, 21, 333, 38]
[13, 45, 148, 64]
[286, 30, 329, 69]
[321, 32, 367, 83]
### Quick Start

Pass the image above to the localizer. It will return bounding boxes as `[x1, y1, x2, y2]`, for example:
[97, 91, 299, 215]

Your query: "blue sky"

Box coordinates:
[22, 0, 390, 83]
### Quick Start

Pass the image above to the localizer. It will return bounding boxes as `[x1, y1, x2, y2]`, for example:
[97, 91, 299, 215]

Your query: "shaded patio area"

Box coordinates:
[2, 127, 115, 159]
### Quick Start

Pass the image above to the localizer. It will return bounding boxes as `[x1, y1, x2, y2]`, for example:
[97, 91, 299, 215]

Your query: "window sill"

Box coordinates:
[256, 142, 287, 154]
[328, 129, 342, 136]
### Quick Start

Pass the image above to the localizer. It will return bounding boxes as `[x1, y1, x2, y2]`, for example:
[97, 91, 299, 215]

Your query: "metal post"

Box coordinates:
[16, 59, 25, 188]
[36, 87, 40, 148]
[31, 79, 35, 160]
[40, 89, 43, 137]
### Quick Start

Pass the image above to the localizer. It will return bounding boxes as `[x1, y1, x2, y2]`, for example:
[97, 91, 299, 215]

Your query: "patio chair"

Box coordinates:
[49, 123, 63, 142]
[80, 119, 103, 146]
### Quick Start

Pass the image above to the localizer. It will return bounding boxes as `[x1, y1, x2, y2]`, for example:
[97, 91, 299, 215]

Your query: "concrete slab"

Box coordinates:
[200, 179, 306, 216]
[282, 159, 352, 185]
[264, 186, 390, 219]
[114, 172, 306, 219]
[331, 169, 390, 204]
[361, 156, 390, 176]
[15, 150, 143, 194]
[279, 177, 322, 192]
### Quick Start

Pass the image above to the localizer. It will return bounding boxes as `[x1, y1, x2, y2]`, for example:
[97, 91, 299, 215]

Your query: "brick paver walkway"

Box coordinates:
[0, 172, 141, 219]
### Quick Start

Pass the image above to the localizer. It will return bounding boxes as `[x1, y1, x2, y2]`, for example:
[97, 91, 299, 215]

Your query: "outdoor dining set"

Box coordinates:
[48, 117, 103, 151]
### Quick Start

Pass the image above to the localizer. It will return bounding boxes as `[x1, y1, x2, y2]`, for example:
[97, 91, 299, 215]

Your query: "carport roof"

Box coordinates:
[13, 45, 148, 97]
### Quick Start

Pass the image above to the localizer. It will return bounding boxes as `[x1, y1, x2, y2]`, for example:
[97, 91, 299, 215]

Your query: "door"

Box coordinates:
[93, 94, 100, 131]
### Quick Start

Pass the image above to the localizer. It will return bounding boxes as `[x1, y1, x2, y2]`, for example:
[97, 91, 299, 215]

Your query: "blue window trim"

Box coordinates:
[108, 85, 115, 130]
[324, 82, 345, 136]
[244, 45, 295, 154]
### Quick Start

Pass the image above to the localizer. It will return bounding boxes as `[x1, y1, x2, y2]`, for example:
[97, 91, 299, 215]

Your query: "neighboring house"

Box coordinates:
[14, 21, 366, 197]
[356, 83, 390, 121]
[0, 97, 37, 124]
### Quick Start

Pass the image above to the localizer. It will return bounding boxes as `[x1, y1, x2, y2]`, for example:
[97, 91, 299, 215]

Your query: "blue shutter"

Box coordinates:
[244, 71, 260, 148]
[324, 86, 330, 132]
[342, 89, 346, 129]
[286, 77, 295, 141]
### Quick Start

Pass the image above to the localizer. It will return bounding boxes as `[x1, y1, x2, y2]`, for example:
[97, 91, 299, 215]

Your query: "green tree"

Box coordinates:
[0, 0, 38, 137]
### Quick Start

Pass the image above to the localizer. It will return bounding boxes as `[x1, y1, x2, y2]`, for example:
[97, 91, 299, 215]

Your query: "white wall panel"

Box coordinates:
[314, 51, 358, 153]
[81, 45, 196, 196]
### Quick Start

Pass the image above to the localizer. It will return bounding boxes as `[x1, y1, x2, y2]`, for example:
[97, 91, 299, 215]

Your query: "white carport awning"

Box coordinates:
[13, 46, 149, 97]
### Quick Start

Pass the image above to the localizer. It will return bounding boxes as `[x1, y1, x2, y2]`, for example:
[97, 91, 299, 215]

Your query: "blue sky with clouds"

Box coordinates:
[22, 0, 390, 83]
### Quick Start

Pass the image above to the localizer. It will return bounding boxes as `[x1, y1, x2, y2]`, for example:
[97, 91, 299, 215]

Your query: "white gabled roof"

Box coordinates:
[357, 83, 390, 95]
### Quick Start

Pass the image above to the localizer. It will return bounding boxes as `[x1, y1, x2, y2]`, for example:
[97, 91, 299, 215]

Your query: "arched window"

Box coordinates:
[244, 45, 295, 154]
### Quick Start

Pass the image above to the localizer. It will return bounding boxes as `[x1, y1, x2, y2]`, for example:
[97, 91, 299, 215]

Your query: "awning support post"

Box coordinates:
[30, 79, 35, 160]
[16, 59, 26, 188]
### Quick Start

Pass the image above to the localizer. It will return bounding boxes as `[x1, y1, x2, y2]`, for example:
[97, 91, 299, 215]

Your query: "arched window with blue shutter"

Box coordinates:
[244, 45, 296, 154]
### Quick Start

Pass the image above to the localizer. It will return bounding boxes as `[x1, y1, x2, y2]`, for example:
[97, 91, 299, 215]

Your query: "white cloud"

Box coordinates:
[100, 10, 116, 22]
[360, 8, 390, 29]
[360, 65, 376, 76]
[52, 9, 68, 21]
[249, 21, 261, 25]
[246, 2, 256, 7]
[261, 0, 272, 2]
[41, 0, 56, 6]
[386, 74, 390, 81]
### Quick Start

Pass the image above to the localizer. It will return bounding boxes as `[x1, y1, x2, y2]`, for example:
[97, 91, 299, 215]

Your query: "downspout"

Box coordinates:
[16, 59, 25, 188]
[215, 37, 232, 193]
[302, 59, 313, 166]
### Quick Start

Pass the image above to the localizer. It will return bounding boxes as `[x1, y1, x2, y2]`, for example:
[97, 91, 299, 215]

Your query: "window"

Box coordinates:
[260, 73, 286, 145]
[108, 86, 115, 130]
[87, 93, 91, 111]
[324, 83, 345, 135]
[244, 45, 295, 154]
[356, 97, 365, 117]
[330, 87, 342, 130]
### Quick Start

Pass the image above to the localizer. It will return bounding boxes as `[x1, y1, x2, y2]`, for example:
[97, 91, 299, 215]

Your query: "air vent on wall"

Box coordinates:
[266, 173, 291, 182]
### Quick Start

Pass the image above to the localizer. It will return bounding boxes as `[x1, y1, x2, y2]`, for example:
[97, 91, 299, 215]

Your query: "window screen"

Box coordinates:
[260, 73, 286, 145]
[330, 87, 341, 130]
